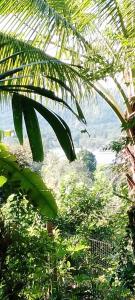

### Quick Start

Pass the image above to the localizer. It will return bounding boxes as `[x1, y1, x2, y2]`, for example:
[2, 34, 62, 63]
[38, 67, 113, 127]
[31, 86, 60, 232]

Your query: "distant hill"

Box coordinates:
[0, 96, 121, 150]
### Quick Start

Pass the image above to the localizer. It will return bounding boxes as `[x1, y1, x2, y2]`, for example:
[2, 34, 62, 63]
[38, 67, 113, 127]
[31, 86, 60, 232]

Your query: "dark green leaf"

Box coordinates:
[0, 67, 23, 80]
[4, 84, 84, 122]
[0, 51, 25, 65]
[12, 93, 76, 162]
[22, 101, 44, 162]
[12, 96, 23, 144]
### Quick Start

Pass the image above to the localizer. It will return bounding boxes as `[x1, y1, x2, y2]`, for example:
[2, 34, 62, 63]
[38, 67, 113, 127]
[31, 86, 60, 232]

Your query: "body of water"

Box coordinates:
[51, 147, 115, 165]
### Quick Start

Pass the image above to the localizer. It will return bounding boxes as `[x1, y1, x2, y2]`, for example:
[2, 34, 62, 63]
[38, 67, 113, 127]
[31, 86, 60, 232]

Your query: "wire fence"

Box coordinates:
[89, 238, 114, 268]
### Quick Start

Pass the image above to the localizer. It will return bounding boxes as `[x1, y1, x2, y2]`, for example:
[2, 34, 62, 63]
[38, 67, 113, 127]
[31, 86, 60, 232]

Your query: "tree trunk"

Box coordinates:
[125, 94, 135, 253]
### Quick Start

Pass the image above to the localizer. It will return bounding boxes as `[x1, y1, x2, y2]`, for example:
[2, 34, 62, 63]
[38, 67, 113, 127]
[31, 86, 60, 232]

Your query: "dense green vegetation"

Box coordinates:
[1, 151, 134, 299]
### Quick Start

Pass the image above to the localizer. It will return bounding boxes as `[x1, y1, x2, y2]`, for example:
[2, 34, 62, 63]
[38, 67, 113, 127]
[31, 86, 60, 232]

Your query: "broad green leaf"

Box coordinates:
[0, 143, 57, 217]
[0, 175, 7, 187]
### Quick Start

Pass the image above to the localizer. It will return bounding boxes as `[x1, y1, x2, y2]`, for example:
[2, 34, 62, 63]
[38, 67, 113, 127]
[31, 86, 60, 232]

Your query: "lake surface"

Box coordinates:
[93, 150, 115, 164]
[51, 147, 115, 165]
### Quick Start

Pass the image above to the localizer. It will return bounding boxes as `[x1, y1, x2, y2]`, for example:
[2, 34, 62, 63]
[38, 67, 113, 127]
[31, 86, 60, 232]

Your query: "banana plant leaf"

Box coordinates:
[0, 143, 57, 217]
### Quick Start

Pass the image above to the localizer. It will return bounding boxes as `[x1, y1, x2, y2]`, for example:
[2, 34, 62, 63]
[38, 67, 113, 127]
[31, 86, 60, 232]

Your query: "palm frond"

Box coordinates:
[0, 2, 124, 81]
[90, 81, 125, 123]
[0, 32, 85, 99]
[0, 0, 93, 56]
[0, 33, 122, 106]
[11, 93, 76, 162]
[94, 0, 135, 38]
[0, 34, 89, 162]
[47, 0, 94, 32]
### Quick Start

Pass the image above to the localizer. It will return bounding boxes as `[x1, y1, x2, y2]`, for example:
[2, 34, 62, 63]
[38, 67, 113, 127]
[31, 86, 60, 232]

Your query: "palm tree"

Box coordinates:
[0, 31, 90, 228]
[0, 32, 88, 160]
[0, 2, 92, 255]
[0, 0, 135, 248]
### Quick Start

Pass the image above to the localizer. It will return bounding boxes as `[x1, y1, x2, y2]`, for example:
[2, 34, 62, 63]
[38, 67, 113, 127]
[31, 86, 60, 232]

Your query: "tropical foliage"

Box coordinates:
[0, 0, 134, 164]
[0, 0, 134, 172]
[0, 33, 87, 162]
[0, 157, 134, 299]
[0, 1, 135, 299]
[0, 143, 57, 217]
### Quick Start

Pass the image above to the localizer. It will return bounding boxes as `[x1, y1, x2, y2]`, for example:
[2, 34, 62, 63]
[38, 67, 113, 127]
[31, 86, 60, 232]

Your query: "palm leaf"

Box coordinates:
[12, 95, 23, 144]
[90, 81, 125, 123]
[23, 101, 44, 162]
[0, 0, 91, 54]
[12, 93, 76, 162]
[0, 66, 23, 80]
[0, 37, 87, 163]
[2, 84, 86, 123]
[0, 32, 85, 100]
[94, 0, 135, 38]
